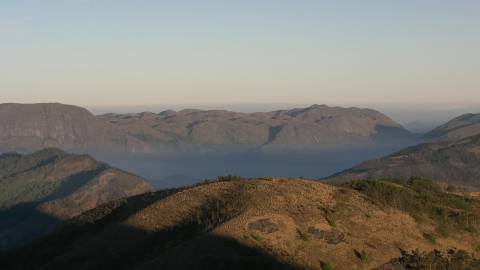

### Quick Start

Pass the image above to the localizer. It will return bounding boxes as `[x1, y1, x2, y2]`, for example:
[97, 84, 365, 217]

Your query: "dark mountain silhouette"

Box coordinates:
[327, 134, 480, 189]
[0, 148, 153, 249]
[3, 178, 479, 269]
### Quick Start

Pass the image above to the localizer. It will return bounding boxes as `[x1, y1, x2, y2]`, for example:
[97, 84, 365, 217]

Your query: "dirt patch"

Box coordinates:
[248, 218, 280, 234]
[307, 226, 345, 244]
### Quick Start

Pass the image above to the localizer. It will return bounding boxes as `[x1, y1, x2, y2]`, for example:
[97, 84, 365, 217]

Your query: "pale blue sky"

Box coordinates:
[0, 1, 479, 106]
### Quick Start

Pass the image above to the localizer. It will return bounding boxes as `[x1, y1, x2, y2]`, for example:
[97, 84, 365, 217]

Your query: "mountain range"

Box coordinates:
[0, 148, 153, 249]
[100, 104, 417, 152]
[1, 103, 480, 268]
[0, 103, 418, 154]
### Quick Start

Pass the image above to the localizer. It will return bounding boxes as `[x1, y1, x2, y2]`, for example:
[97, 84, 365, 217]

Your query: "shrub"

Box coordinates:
[297, 229, 310, 241]
[346, 178, 479, 237]
[216, 175, 245, 182]
[354, 249, 368, 262]
[320, 261, 334, 270]
[323, 208, 336, 227]
[379, 249, 480, 269]
[423, 232, 436, 243]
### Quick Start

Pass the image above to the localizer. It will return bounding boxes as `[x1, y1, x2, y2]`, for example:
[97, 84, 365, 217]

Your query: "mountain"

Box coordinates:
[100, 104, 417, 152]
[326, 134, 480, 189]
[0, 103, 149, 153]
[3, 178, 479, 269]
[0, 103, 416, 154]
[425, 113, 480, 141]
[0, 148, 153, 249]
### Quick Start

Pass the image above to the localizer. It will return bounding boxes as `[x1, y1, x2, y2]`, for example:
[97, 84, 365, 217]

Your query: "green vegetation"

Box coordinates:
[354, 249, 368, 262]
[216, 175, 246, 182]
[320, 261, 334, 270]
[422, 232, 436, 244]
[346, 177, 479, 237]
[250, 233, 261, 242]
[378, 249, 480, 270]
[296, 229, 310, 242]
[0, 177, 64, 209]
[323, 208, 336, 227]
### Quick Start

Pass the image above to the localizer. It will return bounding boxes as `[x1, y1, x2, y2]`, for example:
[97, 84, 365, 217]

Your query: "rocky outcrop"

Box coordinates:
[0, 103, 149, 153]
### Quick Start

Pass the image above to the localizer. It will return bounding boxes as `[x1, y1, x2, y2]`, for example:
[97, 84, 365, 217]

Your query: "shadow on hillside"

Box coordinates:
[2, 183, 302, 270]
[3, 228, 301, 270]
[0, 202, 61, 250]
[0, 167, 109, 250]
[0, 185, 178, 251]
[43, 166, 108, 201]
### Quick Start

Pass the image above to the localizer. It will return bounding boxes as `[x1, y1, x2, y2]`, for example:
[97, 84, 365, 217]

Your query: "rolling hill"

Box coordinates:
[326, 134, 480, 189]
[0, 148, 153, 249]
[425, 113, 480, 141]
[3, 177, 478, 269]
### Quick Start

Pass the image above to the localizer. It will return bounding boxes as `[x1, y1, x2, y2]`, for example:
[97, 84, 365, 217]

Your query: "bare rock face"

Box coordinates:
[425, 113, 480, 141]
[100, 104, 415, 152]
[0, 148, 153, 249]
[0, 103, 149, 153]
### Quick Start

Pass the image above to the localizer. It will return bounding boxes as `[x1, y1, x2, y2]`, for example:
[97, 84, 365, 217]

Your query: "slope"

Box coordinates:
[0, 148, 153, 249]
[327, 134, 480, 189]
[4, 178, 479, 269]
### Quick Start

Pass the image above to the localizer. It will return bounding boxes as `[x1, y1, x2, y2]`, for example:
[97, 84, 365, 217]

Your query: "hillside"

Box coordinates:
[0, 148, 153, 249]
[0, 103, 149, 153]
[326, 134, 480, 189]
[3, 178, 479, 270]
[425, 113, 480, 141]
[100, 104, 416, 152]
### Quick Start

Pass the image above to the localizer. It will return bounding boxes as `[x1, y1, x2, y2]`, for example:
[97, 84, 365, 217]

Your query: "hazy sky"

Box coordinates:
[1, 1, 479, 106]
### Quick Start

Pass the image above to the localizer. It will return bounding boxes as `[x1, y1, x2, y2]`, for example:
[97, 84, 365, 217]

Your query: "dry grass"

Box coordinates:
[5, 178, 480, 270]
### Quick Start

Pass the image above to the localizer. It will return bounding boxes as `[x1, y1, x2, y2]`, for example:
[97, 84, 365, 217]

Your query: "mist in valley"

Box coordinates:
[87, 102, 477, 189]
[98, 142, 415, 189]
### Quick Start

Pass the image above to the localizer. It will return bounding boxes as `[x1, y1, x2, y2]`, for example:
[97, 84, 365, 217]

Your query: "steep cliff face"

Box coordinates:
[0, 103, 149, 153]
[0, 148, 153, 249]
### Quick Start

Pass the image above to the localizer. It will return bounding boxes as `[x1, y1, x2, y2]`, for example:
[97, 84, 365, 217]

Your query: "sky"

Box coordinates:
[0, 1, 479, 107]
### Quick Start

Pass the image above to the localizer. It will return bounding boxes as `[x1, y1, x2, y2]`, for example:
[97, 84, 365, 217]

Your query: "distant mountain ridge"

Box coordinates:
[0, 103, 149, 153]
[100, 104, 417, 152]
[0, 103, 416, 153]
[0, 148, 153, 249]
[326, 133, 480, 189]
